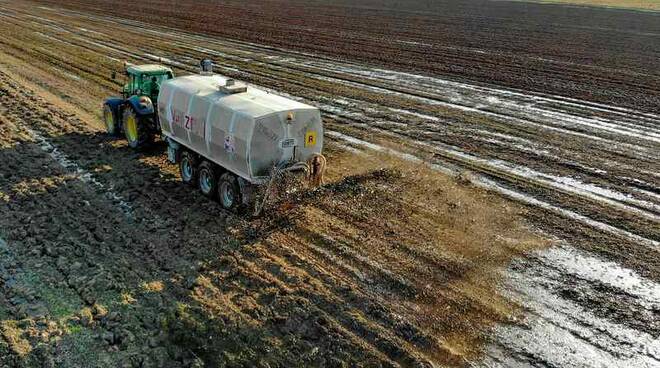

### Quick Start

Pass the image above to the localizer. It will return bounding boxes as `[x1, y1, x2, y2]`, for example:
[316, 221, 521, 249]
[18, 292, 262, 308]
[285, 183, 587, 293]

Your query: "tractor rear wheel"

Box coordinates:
[179, 151, 198, 186]
[103, 104, 118, 136]
[122, 107, 152, 148]
[218, 172, 242, 211]
[198, 161, 218, 198]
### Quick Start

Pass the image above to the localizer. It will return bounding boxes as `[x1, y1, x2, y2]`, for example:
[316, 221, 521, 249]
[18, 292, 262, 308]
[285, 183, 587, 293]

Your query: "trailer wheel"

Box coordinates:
[122, 107, 152, 148]
[198, 161, 218, 198]
[218, 172, 241, 211]
[103, 104, 118, 136]
[179, 151, 198, 186]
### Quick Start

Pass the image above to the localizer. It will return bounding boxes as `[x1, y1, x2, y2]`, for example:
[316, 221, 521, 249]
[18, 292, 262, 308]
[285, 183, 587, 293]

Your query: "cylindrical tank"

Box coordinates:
[157, 74, 323, 184]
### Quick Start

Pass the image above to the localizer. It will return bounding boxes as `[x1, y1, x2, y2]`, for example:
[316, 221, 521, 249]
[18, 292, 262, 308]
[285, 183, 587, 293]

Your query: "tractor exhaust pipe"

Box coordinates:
[200, 59, 213, 75]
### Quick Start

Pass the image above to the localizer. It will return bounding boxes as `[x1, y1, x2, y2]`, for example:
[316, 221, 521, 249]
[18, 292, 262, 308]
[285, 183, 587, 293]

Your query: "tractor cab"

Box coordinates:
[121, 64, 174, 103]
[104, 64, 174, 148]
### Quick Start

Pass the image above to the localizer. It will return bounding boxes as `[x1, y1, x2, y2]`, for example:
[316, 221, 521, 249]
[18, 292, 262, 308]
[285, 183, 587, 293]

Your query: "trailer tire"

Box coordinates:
[122, 107, 152, 148]
[218, 172, 241, 211]
[103, 104, 119, 136]
[198, 161, 218, 198]
[179, 151, 198, 186]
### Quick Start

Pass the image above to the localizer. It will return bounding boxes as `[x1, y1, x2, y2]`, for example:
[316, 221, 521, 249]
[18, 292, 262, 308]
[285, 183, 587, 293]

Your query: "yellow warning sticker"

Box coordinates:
[304, 131, 317, 147]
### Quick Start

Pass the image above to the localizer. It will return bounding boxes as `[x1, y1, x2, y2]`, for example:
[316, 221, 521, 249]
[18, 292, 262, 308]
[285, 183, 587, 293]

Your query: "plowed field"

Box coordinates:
[0, 1, 658, 367]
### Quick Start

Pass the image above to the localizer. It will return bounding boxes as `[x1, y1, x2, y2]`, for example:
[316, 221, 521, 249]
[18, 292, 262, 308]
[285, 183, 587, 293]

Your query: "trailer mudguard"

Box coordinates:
[126, 95, 155, 116]
[103, 96, 124, 119]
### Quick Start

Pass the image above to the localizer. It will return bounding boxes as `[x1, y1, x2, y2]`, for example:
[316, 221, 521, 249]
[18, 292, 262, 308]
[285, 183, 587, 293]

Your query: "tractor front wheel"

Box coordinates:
[103, 104, 118, 136]
[122, 107, 152, 148]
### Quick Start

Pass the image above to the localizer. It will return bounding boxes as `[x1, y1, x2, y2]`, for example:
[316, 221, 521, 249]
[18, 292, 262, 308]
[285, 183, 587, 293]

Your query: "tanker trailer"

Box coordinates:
[157, 73, 324, 211]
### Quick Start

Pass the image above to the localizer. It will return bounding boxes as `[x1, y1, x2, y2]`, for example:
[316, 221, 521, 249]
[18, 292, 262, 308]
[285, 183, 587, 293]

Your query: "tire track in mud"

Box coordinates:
[25, 127, 134, 219]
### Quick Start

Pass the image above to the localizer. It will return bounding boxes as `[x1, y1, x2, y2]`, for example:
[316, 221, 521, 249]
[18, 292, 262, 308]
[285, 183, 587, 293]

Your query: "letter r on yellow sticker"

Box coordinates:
[305, 131, 317, 147]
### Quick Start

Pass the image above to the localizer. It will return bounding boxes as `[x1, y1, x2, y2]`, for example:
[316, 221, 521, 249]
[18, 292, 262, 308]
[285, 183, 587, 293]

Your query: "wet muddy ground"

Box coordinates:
[0, 0, 658, 367]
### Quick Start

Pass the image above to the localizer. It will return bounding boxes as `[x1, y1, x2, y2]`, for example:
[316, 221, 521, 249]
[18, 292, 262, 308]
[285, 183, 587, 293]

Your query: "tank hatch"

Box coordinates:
[218, 78, 247, 94]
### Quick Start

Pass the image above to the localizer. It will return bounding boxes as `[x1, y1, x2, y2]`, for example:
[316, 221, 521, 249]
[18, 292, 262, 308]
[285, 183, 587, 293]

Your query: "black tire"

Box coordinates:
[218, 172, 242, 211]
[179, 151, 198, 186]
[122, 107, 152, 148]
[198, 161, 218, 198]
[103, 104, 119, 136]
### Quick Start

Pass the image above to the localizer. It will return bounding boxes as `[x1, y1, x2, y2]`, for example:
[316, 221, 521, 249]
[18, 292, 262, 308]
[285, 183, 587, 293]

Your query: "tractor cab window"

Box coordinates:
[141, 73, 169, 99]
[125, 73, 141, 95]
[123, 71, 172, 98]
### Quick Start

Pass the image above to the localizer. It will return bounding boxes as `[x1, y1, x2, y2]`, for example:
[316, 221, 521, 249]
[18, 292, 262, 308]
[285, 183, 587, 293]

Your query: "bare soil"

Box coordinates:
[0, 38, 544, 368]
[0, 0, 658, 367]
[521, 0, 660, 11]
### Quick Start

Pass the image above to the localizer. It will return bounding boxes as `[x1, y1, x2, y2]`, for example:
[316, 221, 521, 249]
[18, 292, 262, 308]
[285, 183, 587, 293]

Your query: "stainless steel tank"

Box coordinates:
[157, 74, 324, 184]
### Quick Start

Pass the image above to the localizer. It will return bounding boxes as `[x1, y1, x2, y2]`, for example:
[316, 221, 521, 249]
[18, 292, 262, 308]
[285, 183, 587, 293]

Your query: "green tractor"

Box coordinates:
[103, 64, 174, 148]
